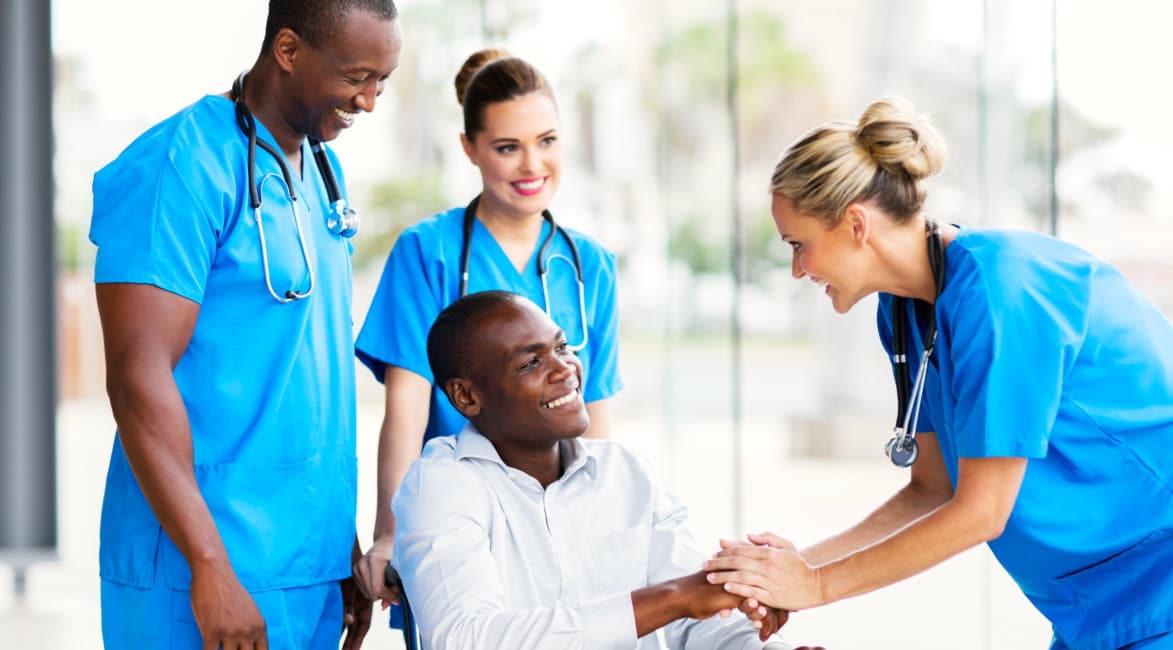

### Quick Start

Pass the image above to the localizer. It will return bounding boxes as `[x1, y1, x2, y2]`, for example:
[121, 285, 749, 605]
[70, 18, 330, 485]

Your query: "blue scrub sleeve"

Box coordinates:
[876, 298, 935, 434]
[582, 250, 623, 403]
[90, 156, 220, 303]
[355, 228, 445, 384]
[941, 258, 1067, 458]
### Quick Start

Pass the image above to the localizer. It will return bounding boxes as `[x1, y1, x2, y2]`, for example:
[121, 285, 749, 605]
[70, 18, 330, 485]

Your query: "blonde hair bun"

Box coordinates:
[854, 97, 947, 181]
[454, 48, 512, 106]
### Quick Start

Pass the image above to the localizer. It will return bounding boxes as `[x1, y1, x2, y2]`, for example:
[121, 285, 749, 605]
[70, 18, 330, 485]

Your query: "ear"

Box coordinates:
[445, 378, 482, 418]
[460, 132, 478, 165]
[843, 202, 872, 246]
[272, 28, 300, 74]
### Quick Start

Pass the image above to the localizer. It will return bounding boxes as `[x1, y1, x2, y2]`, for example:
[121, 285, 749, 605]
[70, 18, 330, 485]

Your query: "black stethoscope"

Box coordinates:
[231, 72, 360, 303]
[459, 194, 589, 352]
[885, 219, 947, 467]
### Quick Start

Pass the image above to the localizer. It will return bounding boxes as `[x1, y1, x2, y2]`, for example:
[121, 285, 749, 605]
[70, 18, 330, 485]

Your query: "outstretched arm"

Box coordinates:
[802, 432, 954, 565]
[98, 283, 268, 648]
[706, 449, 1027, 611]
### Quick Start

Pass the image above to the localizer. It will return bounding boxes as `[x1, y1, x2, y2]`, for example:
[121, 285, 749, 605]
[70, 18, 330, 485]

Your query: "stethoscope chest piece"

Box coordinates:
[327, 203, 360, 238]
[885, 435, 920, 467]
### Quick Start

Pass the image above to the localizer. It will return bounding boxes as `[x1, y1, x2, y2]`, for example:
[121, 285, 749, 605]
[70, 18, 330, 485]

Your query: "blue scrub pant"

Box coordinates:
[1051, 632, 1173, 650]
[101, 578, 342, 649]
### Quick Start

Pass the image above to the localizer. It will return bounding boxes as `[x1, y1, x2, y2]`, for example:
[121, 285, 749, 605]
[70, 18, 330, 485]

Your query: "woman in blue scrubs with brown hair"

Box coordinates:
[705, 97, 1173, 649]
[351, 49, 623, 614]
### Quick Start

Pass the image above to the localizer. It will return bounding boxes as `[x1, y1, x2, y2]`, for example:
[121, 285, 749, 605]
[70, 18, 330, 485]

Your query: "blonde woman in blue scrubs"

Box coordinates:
[351, 50, 623, 615]
[705, 98, 1173, 650]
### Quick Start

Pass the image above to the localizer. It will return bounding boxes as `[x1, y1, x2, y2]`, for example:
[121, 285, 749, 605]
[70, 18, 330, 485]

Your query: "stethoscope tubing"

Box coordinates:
[459, 194, 590, 352]
[887, 219, 946, 467]
[232, 71, 357, 303]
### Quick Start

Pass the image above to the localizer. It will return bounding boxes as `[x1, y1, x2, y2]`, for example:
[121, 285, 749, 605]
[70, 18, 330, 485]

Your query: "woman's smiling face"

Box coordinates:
[772, 193, 872, 314]
[462, 91, 562, 220]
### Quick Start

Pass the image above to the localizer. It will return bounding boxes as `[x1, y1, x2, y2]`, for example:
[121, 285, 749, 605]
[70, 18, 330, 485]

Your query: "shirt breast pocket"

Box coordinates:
[588, 524, 650, 593]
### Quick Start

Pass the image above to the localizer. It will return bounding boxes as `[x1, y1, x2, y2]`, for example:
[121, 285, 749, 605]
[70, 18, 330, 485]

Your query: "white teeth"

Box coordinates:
[334, 108, 356, 121]
[514, 179, 544, 191]
[543, 389, 578, 409]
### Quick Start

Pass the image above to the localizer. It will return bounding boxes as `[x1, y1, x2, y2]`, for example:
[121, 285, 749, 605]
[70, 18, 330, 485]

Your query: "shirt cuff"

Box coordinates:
[580, 591, 637, 649]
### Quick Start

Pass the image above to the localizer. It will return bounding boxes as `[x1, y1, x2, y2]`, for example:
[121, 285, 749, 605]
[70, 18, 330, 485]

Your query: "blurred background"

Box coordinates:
[3, 0, 1172, 647]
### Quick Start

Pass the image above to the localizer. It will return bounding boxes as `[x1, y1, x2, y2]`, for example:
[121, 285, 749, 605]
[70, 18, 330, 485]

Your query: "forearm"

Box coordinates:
[633, 572, 739, 638]
[583, 399, 612, 439]
[372, 368, 431, 540]
[815, 495, 1002, 604]
[373, 418, 424, 539]
[800, 481, 949, 565]
[108, 369, 227, 568]
[632, 577, 689, 637]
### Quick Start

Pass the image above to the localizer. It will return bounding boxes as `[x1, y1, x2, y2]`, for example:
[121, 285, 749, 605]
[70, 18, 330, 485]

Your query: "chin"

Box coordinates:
[564, 411, 591, 438]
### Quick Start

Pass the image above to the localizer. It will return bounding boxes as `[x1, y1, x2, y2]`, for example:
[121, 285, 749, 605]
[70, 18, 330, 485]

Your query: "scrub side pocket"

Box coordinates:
[1053, 529, 1173, 649]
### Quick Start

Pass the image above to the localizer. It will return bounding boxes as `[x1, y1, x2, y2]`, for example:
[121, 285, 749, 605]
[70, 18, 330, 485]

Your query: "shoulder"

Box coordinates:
[96, 96, 239, 187]
[394, 436, 492, 523]
[394, 206, 467, 249]
[946, 227, 1100, 303]
[580, 438, 658, 493]
[561, 224, 617, 266]
[405, 436, 486, 494]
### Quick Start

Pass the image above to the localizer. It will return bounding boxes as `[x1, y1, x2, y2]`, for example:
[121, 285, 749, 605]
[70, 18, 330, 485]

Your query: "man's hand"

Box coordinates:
[189, 559, 268, 650]
[737, 596, 789, 640]
[353, 534, 400, 606]
[341, 575, 374, 650]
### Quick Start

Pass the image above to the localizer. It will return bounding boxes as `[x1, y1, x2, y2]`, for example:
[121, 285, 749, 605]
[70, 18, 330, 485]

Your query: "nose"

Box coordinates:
[354, 79, 381, 113]
[791, 251, 805, 280]
[549, 352, 579, 383]
[520, 145, 540, 174]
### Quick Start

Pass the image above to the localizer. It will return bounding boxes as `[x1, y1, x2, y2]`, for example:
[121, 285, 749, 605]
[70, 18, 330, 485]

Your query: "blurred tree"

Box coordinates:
[354, 170, 448, 269]
[652, 9, 823, 284]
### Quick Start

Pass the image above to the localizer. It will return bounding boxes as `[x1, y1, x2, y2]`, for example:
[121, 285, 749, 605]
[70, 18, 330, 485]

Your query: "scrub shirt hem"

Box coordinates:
[93, 273, 204, 306]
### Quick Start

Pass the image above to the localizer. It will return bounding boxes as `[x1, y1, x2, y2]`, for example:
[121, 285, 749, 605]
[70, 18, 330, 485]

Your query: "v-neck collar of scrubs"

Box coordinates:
[471, 215, 554, 281]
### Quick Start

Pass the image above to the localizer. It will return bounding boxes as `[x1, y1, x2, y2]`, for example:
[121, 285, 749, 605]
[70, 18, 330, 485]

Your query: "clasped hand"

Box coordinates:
[704, 532, 823, 612]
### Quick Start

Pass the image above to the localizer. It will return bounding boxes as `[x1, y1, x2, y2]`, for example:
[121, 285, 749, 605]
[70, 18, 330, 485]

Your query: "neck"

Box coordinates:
[475, 194, 545, 244]
[241, 64, 305, 160]
[873, 216, 952, 304]
[494, 440, 562, 489]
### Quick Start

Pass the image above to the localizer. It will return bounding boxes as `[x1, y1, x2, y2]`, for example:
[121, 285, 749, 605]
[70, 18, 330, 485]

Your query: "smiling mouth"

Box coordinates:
[543, 388, 579, 409]
[334, 107, 356, 124]
[511, 177, 546, 196]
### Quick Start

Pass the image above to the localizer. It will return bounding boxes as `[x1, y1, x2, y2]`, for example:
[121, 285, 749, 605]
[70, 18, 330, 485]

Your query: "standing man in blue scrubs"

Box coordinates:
[704, 97, 1173, 649]
[89, 2, 401, 648]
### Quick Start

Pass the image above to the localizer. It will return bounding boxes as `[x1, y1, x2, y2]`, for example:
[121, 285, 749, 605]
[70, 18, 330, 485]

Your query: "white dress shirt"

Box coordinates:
[392, 427, 793, 650]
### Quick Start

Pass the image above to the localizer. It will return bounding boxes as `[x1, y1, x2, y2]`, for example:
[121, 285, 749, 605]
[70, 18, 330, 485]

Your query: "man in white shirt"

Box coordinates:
[391, 291, 822, 649]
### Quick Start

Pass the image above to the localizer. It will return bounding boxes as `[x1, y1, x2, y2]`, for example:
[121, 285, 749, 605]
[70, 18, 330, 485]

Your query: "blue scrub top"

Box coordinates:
[877, 227, 1173, 650]
[356, 206, 622, 445]
[89, 95, 358, 592]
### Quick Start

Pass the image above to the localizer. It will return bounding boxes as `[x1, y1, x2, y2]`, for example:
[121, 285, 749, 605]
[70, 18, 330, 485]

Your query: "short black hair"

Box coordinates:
[263, 0, 398, 51]
[427, 291, 523, 390]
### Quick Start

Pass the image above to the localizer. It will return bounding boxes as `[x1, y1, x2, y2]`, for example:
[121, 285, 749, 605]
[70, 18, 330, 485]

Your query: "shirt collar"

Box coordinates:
[455, 424, 598, 484]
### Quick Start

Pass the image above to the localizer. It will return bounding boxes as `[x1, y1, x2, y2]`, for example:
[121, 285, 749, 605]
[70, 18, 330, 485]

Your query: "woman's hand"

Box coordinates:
[704, 532, 823, 611]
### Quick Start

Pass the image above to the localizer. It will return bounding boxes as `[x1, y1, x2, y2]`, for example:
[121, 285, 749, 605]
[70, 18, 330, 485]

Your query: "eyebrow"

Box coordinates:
[489, 129, 557, 146]
[509, 331, 567, 360]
